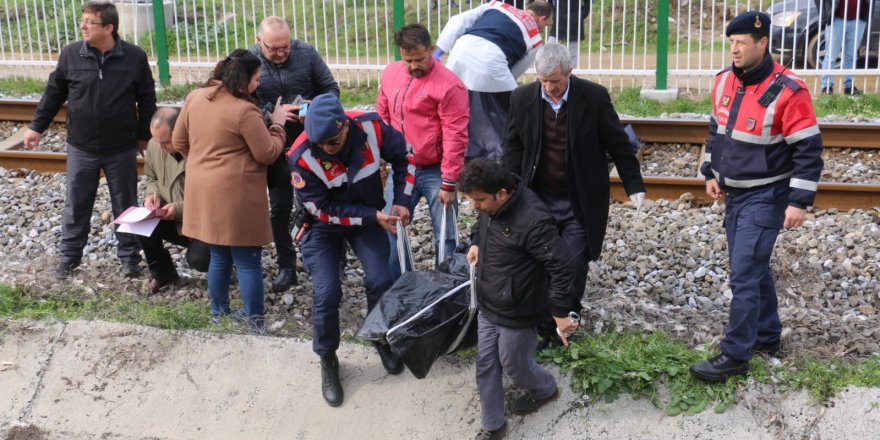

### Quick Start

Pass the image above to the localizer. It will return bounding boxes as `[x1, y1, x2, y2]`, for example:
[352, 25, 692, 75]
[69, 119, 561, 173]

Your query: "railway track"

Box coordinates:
[2, 99, 880, 209]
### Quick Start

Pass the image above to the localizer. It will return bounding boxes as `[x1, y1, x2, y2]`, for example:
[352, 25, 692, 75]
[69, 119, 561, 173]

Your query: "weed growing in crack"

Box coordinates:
[538, 330, 880, 416]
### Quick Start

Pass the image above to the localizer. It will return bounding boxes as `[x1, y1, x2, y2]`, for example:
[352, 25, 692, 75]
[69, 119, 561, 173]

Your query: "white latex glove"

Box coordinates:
[629, 192, 645, 210]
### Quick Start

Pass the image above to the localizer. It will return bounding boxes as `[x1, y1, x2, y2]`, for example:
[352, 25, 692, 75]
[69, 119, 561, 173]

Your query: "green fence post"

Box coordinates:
[656, 1, 669, 90]
[152, 0, 171, 87]
[393, 0, 405, 60]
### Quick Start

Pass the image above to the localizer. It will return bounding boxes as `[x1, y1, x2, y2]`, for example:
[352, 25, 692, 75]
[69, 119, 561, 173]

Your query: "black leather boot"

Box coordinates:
[271, 267, 298, 292]
[374, 343, 404, 375]
[689, 353, 749, 382]
[320, 353, 343, 407]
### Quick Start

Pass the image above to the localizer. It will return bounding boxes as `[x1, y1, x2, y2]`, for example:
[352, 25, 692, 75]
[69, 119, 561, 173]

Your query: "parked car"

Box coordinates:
[768, 0, 880, 69]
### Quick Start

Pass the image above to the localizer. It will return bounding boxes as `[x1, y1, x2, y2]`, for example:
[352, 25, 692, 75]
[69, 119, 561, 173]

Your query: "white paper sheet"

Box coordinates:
[117, 217, 161, 236]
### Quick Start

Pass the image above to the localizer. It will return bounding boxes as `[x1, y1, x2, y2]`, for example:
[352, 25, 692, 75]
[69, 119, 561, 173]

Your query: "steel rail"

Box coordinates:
[3, 101, 880, 209]
[610, 176, 880, 210]
[0, 151, 144, 174]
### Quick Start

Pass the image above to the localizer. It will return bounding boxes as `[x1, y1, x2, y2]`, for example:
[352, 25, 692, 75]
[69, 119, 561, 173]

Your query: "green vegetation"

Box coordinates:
[540, 330, 880, 416]
[611, 87, 713, 116]
[812, 92, 880, 118]
[0, 76, 46, 96]
[0, 283, 212, 331]
[6, 75, 880, 118]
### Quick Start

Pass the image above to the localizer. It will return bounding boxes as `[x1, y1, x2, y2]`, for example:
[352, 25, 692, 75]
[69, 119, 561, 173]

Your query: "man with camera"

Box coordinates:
[250, 16, 340, 293]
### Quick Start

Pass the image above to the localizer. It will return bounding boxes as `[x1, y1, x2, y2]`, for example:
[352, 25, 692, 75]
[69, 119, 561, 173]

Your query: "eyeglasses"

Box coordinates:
[80, 18, 105, 27]
[260, 39, 290, 55]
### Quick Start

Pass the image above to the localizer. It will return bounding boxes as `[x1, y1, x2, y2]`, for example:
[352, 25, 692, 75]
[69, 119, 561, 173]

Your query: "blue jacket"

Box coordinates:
[701, 55, 824, 208]
[288, 113, 414, 228]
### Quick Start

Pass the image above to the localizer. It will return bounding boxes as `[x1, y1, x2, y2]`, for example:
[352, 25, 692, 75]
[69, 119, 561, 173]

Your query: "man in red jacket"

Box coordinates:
[377, 23, 469, 278]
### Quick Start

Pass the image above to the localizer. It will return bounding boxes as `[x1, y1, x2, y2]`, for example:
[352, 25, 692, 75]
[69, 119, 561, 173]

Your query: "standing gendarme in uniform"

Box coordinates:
[691, 11, 824, 382]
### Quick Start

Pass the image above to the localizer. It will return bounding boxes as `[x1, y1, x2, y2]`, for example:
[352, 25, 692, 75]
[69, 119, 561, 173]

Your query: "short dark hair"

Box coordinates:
[83, 1, 119, 40]
[526, 1, 554, 18]
[151, 107, 180, 131]
[394, 23, 432, 51]
[459, 159, 515, 195]
[202, 49, 261, 102]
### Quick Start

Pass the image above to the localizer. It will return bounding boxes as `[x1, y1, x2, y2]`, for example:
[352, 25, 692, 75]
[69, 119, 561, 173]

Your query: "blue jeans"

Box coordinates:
[719, 182, 788, 361]
[208, 245, 264, 329]
[302, 224, 392, 356]
[384, 165, 458, 279]
[821, 17, 867, 89]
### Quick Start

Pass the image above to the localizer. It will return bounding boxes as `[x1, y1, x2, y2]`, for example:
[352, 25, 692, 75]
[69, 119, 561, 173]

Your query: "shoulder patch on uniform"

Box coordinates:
[291, 172, 306, 189]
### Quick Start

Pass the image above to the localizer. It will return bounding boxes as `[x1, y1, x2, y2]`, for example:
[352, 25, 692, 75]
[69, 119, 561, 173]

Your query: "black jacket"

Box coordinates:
[471, 181, 576, 328]
[249, 39, 340, 148]
[503, 75, 645, 262]
[29, 39, 156, 154]
[551, 1, 591, 42]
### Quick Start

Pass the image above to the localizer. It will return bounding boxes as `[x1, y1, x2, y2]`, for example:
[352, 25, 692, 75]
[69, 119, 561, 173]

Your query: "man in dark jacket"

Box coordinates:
[250, 16, 340, 293]
[462, 158, 577, 440]
[503, 42, 645, 346]
[23, 1, 157, 279]
[691, 11, 823, 382]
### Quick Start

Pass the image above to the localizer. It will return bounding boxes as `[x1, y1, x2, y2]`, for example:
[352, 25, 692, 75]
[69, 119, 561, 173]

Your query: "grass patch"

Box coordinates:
[611, 87, 712, 116]
[0, 283, 212, 330]
[0, 76, 46, 96]
[156, 83, 199, 103]
[540, 330, 880, 416]
[340, 84, 380, 107]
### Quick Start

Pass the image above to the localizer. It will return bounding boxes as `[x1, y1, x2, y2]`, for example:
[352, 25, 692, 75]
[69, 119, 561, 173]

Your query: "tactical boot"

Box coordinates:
[689, 353, 749, 382]
[321, 353, 344, 407]
[375, 343, 404, 375]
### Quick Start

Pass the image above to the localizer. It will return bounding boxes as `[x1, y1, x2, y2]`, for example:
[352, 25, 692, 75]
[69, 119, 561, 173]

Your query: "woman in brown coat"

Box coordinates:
[172, 48, 288, 333]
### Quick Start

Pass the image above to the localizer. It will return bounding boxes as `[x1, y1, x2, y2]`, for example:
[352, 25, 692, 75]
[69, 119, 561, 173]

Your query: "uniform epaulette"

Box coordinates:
[775, 73, 802, 93]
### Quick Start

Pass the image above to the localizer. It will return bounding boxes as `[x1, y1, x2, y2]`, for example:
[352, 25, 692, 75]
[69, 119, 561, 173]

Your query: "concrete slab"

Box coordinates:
[640, 88, 680, 103]
[0, 321, 64, 435]
[5, 320, 879, 439]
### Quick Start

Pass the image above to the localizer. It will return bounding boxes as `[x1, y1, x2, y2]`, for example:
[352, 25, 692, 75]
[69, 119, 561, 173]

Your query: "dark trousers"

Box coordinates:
[476, 314, 557, 431]
[136, 220, 210, 281]
[534, 191, 590, 309]
[62, 146, 140, 265]
[719, 182, 788, 361]
[301, 224, 392, 356]
[269, 180, 297, 269]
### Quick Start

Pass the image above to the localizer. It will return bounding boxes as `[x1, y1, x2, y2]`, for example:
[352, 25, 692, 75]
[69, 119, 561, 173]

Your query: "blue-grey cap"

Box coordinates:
[304, 93, 346, 143]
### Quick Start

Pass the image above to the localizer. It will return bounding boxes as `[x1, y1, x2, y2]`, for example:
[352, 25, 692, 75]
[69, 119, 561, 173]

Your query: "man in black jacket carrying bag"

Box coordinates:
[462, 159, 578, 440]
[23, 1, 157, 279]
